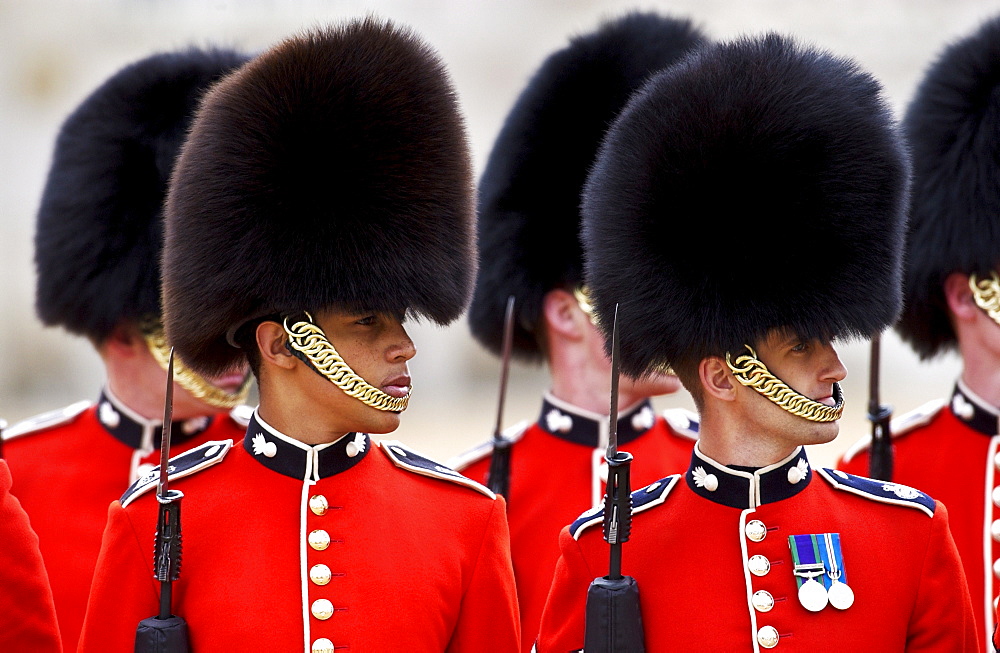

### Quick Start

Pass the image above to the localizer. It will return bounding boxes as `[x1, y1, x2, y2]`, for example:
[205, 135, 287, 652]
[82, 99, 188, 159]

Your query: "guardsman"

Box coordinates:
[536, 34, 977, 651]
[449, 14, 704, 647]
[0, 454, 61, 652]
[79, 19, 519, 652]
[839, 16, 1000, 650]
[2, 48, 251, 651]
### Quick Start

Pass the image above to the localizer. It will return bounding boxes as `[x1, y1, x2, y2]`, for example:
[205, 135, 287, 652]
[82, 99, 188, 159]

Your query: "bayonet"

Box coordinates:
[153, 349, 184, 619]
[867, 335, 893, 481]
[487, 296, 516, 498]
[135, 347, 190, 652]
[584, 304, 646, 652]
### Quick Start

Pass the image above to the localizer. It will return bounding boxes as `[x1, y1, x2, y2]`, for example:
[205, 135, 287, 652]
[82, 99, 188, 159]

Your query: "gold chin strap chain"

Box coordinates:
[970, 272, 1000, 327]
[726, 345, 844, 423]
[573, 286, 597, 324]
[283, 313, 409, 413]
[142, 318, 252, 410]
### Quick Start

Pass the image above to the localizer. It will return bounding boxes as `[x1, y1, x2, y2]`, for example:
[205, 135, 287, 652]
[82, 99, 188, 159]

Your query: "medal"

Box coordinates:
[822, 533, 854, 610]
[789, 534, 829, 612]
[798, 577, 829, 612]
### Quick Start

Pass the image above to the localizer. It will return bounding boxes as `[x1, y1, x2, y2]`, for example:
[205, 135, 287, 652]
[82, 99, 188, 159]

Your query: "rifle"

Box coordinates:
[134, 348, 189, 652]
[583, 305, 645, 652]
[867, 335, 893, 481]
[487, 295, 516, 498]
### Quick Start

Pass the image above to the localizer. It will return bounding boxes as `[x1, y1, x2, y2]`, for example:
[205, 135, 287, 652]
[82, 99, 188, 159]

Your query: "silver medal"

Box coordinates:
[798, 577, 829, 612]
[827, 579, 855, 610]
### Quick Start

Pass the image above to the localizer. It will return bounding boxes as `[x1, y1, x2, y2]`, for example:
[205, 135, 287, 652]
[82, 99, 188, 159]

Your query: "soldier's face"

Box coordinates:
[736, 331, 847, 451]
[307, 308, 416, 435]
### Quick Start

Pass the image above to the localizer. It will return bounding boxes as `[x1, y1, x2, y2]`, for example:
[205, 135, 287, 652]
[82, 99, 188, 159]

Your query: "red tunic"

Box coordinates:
[0, 459, 62, 652]
[2, 389, 249, 651]
[840, 380, 999, 653]
[79, 411, 520, 652]
[451, 395, 697, 651]
[538, 444, 977, 652]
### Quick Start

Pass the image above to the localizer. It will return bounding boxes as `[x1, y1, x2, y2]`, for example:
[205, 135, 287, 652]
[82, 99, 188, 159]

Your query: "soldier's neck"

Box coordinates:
[958, 338, 1000, 407]
[696, 409, 798, 469]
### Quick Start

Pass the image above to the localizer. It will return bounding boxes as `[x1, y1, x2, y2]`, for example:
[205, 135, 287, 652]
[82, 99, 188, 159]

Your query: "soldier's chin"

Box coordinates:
[359, 408, 402, 435]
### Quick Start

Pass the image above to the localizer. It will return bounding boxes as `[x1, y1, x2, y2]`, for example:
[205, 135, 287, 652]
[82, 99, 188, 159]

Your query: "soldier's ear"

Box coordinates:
[256, 321, 298, 370]
[101, 322, 145, 357]
[699, 356, 736, 403]
[542, 288, 587, 342]
[943, 272, 978, 321]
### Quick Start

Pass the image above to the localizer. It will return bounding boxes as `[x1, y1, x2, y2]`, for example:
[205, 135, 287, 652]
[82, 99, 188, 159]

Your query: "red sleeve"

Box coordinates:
[0, 460, 62, 653]
[906, 501, 978, 651]
[447, 496, 520, 652]
[535, 526, 596, 652]
[78, 501, 160, 652]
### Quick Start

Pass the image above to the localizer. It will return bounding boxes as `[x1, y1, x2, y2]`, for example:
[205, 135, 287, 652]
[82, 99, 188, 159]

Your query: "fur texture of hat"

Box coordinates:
[468, 12, 707, 360]
[163, 19, 475, 375]
[897, 16, 1000, 359]
[582, 34, 909, 376]
[34, 48, 248, 342]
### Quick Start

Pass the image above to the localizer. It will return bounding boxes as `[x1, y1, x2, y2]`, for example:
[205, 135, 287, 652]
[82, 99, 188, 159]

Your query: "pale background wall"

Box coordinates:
[1, 0, 993, 467]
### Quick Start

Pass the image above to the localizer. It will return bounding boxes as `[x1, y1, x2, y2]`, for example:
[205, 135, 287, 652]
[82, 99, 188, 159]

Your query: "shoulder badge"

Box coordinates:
[120, 439, 233, 508]
[840, 398, 945, 463]
[228, 404, 254, 428]
[445, 420, 530, 471]
[570, 474, 681, 540]
[3, 400, 91, 441]
[816, 468, 935, 518]
[380, 440, 496, 499]
[662, 407, 699, 441]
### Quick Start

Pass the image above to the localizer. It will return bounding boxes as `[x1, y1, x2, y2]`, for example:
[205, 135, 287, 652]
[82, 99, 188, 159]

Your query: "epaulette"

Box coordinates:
[816, 468, 935, 518]
[662, 407, 699, 441]
[228, 404, 254, 428]
[120, 439, 233, 508]
[3, 400, 91, 441]
[840, 398, 945, 463]
[570, 474, 681, 540]
[446, 420, 530, 471]
[380, 440, 496, 499]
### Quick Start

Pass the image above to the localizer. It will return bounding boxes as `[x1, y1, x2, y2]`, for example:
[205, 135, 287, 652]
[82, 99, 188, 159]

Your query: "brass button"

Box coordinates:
[748, 554, 770, 577]
[312, 639, 335, 653]
[993, 558, 1000, 579]
[311, 598, 334, 620]
[310, 564, 332, 586]
[992, 520, 1000, 542]
[745, 520, 767, 542]
[751, 590, 774, 612]
[757, 625, 779, 648]
[992, 486, 1000, 508]
[309, 530, 331, 551]
[309, 494, 329, 516]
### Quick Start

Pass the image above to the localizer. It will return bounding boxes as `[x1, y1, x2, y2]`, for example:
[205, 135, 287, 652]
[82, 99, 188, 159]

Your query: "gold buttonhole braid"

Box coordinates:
[142, 317, 252, 409]
[970, 272, 1000, 327]
[725, 345, 844, 423]
[283, 313, 409, 413]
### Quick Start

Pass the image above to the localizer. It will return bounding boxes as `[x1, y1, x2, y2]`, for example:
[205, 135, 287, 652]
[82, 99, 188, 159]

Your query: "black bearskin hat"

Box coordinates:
[34, 48, 248, 343]
[163, 19, 475, 376]
[582, 34, 909, 377]
[469, 12, 707, 360]
[897, 16, 1000, 359]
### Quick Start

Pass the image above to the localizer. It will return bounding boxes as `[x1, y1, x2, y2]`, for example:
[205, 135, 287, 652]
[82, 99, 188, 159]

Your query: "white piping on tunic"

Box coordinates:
[740, 508, 762, 653]
[983, 435, 999, 653]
